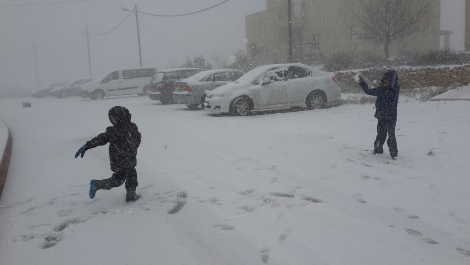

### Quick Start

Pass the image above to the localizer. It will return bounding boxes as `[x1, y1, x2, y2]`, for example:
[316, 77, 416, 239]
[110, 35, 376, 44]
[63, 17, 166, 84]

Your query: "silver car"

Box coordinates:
[172, 69, 244, 110]
[205, 63, 341, 116]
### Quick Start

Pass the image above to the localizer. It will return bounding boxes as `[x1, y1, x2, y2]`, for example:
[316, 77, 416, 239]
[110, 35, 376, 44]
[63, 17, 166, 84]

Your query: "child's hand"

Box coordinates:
[75, 144, 88, 158]
[354, 74, 364, 83]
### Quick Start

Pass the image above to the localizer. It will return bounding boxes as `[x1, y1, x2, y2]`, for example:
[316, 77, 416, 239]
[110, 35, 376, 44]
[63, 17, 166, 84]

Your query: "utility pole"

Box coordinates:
[86, 24, 92, 79]
[135, 4, 142, 67]
[287, 0, 293, 63]
[33, 44, 40, 89]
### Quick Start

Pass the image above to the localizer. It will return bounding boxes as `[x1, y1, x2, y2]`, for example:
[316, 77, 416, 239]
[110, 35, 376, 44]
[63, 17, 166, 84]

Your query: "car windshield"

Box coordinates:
[153, 72, 166, 82]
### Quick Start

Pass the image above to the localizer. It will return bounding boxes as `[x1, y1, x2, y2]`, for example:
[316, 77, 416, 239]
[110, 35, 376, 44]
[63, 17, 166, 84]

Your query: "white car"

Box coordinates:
[204, 63, 341, 115]
[84, 68, 156, 100]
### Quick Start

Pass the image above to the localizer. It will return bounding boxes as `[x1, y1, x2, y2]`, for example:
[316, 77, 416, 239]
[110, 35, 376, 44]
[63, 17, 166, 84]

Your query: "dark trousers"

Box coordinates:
[95, 168, 138, 192]
[374, 119, 398, 155]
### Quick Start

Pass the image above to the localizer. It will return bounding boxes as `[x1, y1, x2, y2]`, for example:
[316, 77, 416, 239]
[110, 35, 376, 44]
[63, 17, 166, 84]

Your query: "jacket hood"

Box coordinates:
[381, 70, 398, 88]
[108, 106, 131, 125]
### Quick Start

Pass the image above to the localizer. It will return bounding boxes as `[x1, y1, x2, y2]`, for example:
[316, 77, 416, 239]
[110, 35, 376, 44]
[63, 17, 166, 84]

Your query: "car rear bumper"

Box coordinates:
[173, 92, 198, 104]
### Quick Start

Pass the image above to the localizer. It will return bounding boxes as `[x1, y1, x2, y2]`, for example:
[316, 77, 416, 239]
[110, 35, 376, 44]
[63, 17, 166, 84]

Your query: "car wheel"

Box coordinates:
[160, 96, 170, 104]
[200, 95, 206, 110]
[91, 90, 105, 100]
[187, 104, 199, 110]
[231, 97, 251, 116]
[160, 90, 172, 104]
[306, 91, 326, 110]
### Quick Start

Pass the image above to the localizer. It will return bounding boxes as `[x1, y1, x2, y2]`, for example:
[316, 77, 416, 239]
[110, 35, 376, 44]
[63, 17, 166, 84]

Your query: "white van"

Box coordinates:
[84, 68, 156, 99]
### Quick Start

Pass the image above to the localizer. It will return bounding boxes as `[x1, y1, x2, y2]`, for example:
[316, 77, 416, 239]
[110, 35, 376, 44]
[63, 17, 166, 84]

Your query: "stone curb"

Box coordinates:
[0, 123, 12, 199]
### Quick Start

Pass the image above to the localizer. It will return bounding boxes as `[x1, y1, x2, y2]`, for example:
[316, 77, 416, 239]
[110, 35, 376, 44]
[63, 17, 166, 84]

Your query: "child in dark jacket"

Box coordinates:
[75, 106, 142, 202]
[355, 70, 400, 158]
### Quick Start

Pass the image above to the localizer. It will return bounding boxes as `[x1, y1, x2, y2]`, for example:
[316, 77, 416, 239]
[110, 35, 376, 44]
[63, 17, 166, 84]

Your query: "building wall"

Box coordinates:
[248, 0, 441, 64]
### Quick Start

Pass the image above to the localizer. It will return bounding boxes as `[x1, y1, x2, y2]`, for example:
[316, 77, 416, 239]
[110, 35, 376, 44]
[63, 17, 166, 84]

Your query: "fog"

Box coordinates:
[0, 0, 265, 90]
[0, 0, 466, 91]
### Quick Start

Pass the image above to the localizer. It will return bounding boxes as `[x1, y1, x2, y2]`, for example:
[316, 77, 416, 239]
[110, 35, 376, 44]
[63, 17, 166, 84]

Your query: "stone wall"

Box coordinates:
[334, 64, 470, 92]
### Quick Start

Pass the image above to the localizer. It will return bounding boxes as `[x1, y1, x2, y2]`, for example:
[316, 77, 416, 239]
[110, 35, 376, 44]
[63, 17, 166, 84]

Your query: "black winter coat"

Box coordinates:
[87, 106, 141, 172]
[359, 73, 400, 120]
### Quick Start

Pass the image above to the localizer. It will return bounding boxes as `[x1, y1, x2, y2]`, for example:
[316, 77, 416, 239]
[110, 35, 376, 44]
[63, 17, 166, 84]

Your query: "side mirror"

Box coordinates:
[261, 78, 271, 85]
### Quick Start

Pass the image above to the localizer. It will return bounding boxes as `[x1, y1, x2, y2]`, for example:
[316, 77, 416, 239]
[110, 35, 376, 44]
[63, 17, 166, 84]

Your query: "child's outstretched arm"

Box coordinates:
[355, 74, 384, 97]
[74, 128, 116, 158]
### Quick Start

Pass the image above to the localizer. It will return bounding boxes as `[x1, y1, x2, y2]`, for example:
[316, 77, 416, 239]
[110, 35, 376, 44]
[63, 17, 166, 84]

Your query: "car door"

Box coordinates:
[101, 71, 122, 96]
[257, 68, 288, 108]
[211, 72, 231, 90]
[121, 69, 141, 95]
[286, 66, 318, 105]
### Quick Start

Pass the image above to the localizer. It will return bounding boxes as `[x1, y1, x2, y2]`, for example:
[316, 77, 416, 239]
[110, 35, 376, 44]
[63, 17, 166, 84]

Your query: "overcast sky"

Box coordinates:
[0, 0, 266, 89]
[0, 0, 466, 90]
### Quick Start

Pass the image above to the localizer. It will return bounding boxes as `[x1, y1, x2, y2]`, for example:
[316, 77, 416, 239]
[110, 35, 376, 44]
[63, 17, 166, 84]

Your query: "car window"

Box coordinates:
[213, 72, 231, 82]
[139, 69, 156, 78]
[163, 71, 178, 80]
[205, 75, 214, 82]
[230, 71, 244, 81]
[287, 66, 311, 79]
[153, 72, 165, 82]
[265, 68, 287, 82]
[102, 71, 119, 83]
[178, 69, 199, 79]
[123, 69, 155, 79]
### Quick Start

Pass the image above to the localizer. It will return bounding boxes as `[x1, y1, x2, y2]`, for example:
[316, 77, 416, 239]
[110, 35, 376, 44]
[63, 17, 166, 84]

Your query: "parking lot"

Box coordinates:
[0, 96, 469, 265]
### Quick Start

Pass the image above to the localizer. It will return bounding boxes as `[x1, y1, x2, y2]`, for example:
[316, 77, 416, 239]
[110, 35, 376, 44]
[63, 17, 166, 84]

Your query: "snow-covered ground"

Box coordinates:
[0, 96, 469, 265]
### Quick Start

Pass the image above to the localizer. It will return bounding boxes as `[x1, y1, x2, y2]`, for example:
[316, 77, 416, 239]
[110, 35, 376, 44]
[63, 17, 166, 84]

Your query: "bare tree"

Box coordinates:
[211, 53, 222, 69]
[348, 0, 437, 58]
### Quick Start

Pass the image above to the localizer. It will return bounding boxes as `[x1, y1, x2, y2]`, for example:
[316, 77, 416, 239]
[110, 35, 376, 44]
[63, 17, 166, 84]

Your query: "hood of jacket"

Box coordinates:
[381, 70, 398, 88]
[108, 106, 132, 125]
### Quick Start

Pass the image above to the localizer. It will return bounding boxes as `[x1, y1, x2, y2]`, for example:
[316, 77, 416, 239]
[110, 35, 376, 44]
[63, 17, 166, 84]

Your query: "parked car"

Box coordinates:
[83, 68, 156, 100]
[31, 82, 67, 98]
[51, 79, 93, 98]
[172, 69, 244, 110]
[148, 68, 203, 104]
[204, 63, 341, 116]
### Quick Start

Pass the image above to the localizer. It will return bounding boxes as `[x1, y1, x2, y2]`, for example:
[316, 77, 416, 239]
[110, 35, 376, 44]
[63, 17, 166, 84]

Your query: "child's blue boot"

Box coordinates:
[89, 180, 98, 199]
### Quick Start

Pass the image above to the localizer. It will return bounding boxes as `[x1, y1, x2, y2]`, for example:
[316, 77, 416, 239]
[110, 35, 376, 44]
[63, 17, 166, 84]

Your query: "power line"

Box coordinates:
[37, 9, 133, 51]
[138, 0, 229, 18]
[89, 9, 134, 36]
[53, 32, 86, 49]
[0, 0, 93, 8]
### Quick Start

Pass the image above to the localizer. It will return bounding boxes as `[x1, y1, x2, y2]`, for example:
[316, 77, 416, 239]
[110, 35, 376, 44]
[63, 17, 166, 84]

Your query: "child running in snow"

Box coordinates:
[75, 106, 142, 202]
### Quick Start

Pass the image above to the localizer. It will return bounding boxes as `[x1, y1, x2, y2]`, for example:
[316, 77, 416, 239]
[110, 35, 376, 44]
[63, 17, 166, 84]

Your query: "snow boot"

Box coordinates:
[126, 189, 141, 202]
[390, 152, 398, 159]
[89, 180, 98, 199]
[373, 149, 383, 154]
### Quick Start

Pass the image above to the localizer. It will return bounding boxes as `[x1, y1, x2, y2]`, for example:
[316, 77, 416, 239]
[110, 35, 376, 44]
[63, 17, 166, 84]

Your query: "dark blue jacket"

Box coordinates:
[359, 71, 400, 120]
[87, 106, 141, 172]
